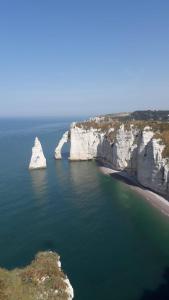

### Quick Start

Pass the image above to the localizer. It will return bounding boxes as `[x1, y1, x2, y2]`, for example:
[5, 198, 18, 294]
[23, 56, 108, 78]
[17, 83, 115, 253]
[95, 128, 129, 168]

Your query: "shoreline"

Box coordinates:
[98, 164, 169, 217]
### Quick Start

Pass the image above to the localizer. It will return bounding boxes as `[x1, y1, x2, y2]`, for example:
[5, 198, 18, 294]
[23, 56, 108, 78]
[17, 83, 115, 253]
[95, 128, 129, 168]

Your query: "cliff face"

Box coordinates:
[68, 120, 169, 198]
[137, 128, 169, 197]
[69, 123, 104, 160]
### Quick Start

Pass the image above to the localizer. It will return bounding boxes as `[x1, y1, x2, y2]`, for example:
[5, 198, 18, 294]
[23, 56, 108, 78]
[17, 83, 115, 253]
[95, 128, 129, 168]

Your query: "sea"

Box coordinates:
[1, 117, 169, 300]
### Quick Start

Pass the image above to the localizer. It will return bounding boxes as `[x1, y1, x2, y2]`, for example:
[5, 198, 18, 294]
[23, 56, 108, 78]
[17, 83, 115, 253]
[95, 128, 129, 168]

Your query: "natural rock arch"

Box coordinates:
[55, 131, 70, 159]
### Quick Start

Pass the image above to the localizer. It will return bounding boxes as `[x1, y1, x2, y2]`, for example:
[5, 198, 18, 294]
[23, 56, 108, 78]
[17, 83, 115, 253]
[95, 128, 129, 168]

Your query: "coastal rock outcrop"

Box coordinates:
[55, 131, 69, 159]
[56, 114, 169, 198]
[100, 124, 139, 174]
[69, 122, 139, 173]
[0, 251, 74, 300]
[137, 128, 169, 196]
[29, 137, 47, 169]
[69, 123, 104, 160]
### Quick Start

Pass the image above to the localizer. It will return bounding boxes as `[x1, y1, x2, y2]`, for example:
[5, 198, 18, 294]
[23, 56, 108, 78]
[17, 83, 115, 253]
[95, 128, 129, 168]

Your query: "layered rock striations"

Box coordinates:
[57, 114, 169, 198]
[29, 137, 47, 169]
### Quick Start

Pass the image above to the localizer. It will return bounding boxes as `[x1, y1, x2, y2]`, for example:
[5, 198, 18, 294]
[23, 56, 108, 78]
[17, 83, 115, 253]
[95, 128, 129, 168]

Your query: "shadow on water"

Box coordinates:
[140, 268, 169, 300]
[110, 173, 139, 187]
[61, 152, 70, 159]
[96, 160, 169, 201]
[59, 138, 70, 160]
[96, 160, 143, 188]
[41, 239, 56, 251]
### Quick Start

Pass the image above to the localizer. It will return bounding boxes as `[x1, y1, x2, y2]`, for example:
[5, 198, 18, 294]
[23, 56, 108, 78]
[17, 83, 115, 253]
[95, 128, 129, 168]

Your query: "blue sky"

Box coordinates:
[0, 0, 169, 117]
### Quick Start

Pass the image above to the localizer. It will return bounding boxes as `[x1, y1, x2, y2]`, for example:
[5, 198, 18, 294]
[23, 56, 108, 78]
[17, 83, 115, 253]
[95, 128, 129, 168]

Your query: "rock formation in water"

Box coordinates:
[56, 111, 169, 198]
[29, 137, 47, 169]
[0, 251, 74, 300]
[55, 131, 69, 159]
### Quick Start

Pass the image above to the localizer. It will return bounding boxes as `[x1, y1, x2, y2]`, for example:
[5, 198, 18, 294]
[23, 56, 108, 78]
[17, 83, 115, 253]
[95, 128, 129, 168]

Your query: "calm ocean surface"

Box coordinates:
[1, 118, 169, 300]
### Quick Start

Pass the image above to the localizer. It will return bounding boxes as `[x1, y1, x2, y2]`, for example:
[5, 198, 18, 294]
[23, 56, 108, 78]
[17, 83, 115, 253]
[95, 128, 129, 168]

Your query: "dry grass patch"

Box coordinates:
[76, 119, 169, 157]
[0, 252, 69, 300]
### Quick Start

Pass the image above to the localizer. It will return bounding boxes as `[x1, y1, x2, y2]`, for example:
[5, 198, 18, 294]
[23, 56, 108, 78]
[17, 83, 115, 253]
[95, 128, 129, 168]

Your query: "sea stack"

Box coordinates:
[29, 137, 47, 170]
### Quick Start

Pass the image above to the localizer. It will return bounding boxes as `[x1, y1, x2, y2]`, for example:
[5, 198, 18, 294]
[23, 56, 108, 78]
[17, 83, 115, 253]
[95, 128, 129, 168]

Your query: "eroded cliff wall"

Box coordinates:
[68, 120, 169, 198]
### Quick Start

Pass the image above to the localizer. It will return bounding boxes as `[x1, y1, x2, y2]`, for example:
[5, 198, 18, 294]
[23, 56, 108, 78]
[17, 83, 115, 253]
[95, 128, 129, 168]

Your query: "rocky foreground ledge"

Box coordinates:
[0, 251, 74, 300]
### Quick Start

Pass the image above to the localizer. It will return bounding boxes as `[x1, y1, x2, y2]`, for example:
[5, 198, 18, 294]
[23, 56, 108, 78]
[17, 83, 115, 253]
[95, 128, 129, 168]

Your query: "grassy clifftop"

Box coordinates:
[0, 251, 70, 300]
[75, 113, 169, 158]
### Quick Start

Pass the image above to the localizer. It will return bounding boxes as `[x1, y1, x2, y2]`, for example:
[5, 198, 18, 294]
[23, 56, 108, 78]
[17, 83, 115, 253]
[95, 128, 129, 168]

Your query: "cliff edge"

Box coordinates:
[0, 251, 74, 300]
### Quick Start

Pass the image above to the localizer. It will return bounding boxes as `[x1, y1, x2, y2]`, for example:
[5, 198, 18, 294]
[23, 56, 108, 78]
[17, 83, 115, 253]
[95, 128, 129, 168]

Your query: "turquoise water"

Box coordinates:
[1, 118, 169, 299]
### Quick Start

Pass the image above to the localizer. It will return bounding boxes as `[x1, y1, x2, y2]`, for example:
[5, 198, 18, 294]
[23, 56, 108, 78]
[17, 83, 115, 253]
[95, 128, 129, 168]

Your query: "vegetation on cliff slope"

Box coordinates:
[76, 117, 169, 158]
[0, 251, 70, 300]
[100, 110, 169, 122]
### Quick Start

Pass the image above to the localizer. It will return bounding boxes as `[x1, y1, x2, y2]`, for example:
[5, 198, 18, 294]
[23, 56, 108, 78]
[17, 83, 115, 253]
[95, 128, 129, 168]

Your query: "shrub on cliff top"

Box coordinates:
[0, 251, 69, 300]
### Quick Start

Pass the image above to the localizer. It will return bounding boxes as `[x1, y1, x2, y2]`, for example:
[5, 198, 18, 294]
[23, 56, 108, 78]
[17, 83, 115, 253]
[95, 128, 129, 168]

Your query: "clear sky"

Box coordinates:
[0, 0, 169, 117]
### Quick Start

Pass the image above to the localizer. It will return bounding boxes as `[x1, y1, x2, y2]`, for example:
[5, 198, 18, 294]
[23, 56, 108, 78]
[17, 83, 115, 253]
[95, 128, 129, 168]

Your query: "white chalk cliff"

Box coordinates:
[57, 255, 74, 300]
[29, 137, 47, 169]
[56, 119, 169, 198]
[137, 128, 169, 196]
[69, 123, 104, 160]
[55, 131, 69, 159]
